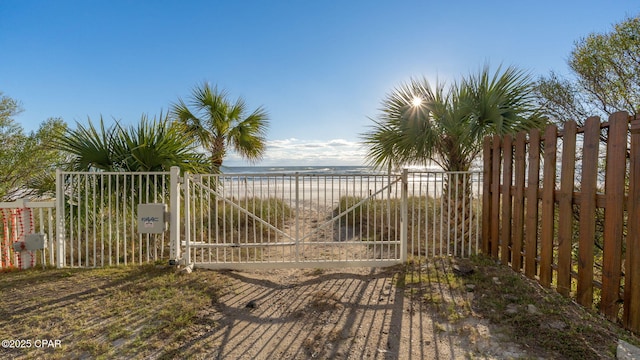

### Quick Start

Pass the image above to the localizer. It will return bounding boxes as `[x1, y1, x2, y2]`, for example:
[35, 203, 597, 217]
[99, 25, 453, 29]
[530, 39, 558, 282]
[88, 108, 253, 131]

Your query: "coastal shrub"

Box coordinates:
[331, 195, 482, 256]
[213, 197, 292, 239]
[331, 195, 440, 243]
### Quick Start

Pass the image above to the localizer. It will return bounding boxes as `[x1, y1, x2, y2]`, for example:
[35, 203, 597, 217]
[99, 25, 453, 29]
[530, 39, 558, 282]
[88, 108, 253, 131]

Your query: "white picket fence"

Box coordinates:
[0, 167, 482, 269]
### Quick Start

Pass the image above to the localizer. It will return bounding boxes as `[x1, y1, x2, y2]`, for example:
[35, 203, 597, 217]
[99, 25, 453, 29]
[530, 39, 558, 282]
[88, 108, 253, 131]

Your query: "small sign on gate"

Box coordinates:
[137, 204, 167, 234]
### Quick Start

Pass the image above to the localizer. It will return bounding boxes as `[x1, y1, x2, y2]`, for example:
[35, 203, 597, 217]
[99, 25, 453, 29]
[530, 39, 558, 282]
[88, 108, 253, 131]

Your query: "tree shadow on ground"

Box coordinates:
[168, 261, 472, 360]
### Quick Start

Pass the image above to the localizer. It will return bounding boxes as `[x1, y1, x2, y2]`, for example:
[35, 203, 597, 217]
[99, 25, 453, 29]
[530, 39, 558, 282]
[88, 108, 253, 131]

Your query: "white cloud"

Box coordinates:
[225, 138, 367, 166]
[327, 139, 352, 146]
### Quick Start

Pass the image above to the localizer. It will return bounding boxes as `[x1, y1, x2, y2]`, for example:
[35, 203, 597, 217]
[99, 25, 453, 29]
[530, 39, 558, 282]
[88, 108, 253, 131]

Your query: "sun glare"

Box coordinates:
[411, 96, 422, 107]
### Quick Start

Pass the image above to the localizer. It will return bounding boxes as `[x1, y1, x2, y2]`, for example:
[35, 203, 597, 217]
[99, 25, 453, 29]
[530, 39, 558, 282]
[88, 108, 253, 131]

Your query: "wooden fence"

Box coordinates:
[482, 111, 640, 334]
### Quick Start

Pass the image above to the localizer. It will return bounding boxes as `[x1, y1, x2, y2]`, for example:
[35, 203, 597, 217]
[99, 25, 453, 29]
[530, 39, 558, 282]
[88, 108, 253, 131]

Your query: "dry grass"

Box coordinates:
[400, 255, 640, 359]
[0, 263, 228, 359]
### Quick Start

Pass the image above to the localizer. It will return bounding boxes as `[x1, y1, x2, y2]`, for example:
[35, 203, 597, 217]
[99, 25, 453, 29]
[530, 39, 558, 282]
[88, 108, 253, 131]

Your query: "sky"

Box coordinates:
[1, 1, 639, 166]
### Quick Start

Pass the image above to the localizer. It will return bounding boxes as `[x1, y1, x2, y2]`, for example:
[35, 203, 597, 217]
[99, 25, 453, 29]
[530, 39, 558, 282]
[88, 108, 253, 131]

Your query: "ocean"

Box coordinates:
[221, 165, 386, 175]
[220, 165, 454, 175]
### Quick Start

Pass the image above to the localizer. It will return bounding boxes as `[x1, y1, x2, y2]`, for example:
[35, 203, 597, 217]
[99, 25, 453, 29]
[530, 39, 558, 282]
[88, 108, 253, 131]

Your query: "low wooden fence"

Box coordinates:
[482, 111, 640, 334]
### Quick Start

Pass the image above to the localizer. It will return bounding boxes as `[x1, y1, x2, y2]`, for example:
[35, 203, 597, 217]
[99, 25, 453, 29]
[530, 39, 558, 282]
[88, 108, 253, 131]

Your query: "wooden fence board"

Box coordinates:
[624, 117, 640, 332]
[45, 104, 640, 331]
[524, 129, 541, 279]
[577, 116, 601, 307]
[491, 135, 501, 258]
[501, 134, 514, 266]
[511, 132, 526, 271]
[601, 112, 628, 321]
[484, 112, 640, 334]
[557, 121, 577, 296]
[539, 125, 558, 288]
[482, 137, 492, 255]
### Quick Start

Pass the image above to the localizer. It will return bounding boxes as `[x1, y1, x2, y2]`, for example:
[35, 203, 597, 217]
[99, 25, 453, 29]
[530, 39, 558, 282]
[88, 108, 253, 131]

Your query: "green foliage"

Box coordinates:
[334, 196, 368, 222]
[571, 16, 640, 115]
[171, 82, 270, 171]
[54, 114, 208, 173]
[362, 65, 546, 172]
[214, 197, 292, 238]
[535, 72, 593, 124]
[0, 92, 67, 201]
[332, 195, 439, 243]
[537, 15, 640, 123]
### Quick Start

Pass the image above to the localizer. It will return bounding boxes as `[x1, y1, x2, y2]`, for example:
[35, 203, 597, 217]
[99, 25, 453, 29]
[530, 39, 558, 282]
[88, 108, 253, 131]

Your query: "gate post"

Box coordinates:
[169, 166, 181, 261]
[294, 173, 300, 263]
[183, 172, 191, 265]
[400, 169, 408, 263]
[55, 169, 65, 268]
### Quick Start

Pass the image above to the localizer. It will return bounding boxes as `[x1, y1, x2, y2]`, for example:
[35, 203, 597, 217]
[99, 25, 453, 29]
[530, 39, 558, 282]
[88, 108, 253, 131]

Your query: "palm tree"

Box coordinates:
[170, 83, 270, 172]
[363, 65, 546, 172]
[362, 65, 547, 255]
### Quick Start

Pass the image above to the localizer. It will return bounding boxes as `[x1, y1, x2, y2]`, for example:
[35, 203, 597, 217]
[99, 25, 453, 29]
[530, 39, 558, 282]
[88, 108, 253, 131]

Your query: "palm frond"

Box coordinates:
[53, 114, 208, 173]
[52, 117, 117, 171]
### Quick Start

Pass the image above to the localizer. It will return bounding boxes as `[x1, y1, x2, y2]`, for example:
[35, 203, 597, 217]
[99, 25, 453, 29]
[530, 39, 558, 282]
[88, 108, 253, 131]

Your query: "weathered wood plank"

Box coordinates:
[501, 134, 514, 266]
[624, 116, 640, 332]
[524, 129, 541, 279]
[491, 135, 502, 259]
[482, 137, 493, 255]
[601, 112, 628, 321]
[511, 131, 526, 272]
[576, 116, 601, 307]
[539, 125, 557, 288]
[557, 121, 577, 296]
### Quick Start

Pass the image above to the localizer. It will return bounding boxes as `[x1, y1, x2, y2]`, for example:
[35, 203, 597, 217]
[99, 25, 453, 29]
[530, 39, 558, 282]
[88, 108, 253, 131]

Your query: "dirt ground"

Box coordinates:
[179, 263, 538, 360]
[170, 201, 501, 358]
[172, 206, 555, 359]
[1, 256, 632, 360]
[2, 205, 634, 359]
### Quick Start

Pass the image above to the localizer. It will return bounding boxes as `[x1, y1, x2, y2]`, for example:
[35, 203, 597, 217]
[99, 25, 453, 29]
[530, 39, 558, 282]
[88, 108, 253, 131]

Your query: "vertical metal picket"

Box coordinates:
[169, 166, 181, 261]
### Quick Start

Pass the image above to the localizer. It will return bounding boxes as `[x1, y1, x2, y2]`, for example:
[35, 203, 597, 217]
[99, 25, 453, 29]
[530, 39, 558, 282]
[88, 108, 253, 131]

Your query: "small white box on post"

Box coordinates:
[25, 234, 47, 251]
[137, 204, 168, 234]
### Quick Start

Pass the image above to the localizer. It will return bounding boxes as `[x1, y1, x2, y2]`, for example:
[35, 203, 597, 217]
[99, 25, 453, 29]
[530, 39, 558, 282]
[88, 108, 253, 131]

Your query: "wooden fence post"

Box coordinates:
[524, 129, 541, 279]
[557, 121, 577, 296]
[601, 112, 629, 321]
[577, 116, 601, 307]
[540, 125, 558, 288]
[624, 116, 640, 332]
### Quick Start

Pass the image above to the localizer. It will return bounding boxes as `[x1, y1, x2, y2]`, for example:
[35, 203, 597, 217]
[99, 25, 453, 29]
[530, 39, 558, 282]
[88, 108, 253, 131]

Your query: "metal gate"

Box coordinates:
[181, 171, 408, 269]
[11, 168, 480, 269]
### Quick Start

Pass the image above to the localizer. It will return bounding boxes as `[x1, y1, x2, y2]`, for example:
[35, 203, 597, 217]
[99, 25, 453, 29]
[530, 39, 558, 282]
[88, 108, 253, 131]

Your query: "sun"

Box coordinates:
[411, 96, 423, 107]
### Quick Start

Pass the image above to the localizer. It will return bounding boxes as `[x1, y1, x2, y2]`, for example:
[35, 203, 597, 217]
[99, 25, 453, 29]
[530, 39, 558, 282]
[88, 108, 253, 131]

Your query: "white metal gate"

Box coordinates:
[181, 171, 408, 269]
[180, 170, 483, 270]
[1, 168, 481, 269]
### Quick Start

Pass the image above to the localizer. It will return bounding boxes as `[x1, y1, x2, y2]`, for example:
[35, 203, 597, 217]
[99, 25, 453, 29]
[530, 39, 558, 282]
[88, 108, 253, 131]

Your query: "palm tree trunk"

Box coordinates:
[210, 138, 226, 173]
[442, 172, 474, 257]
